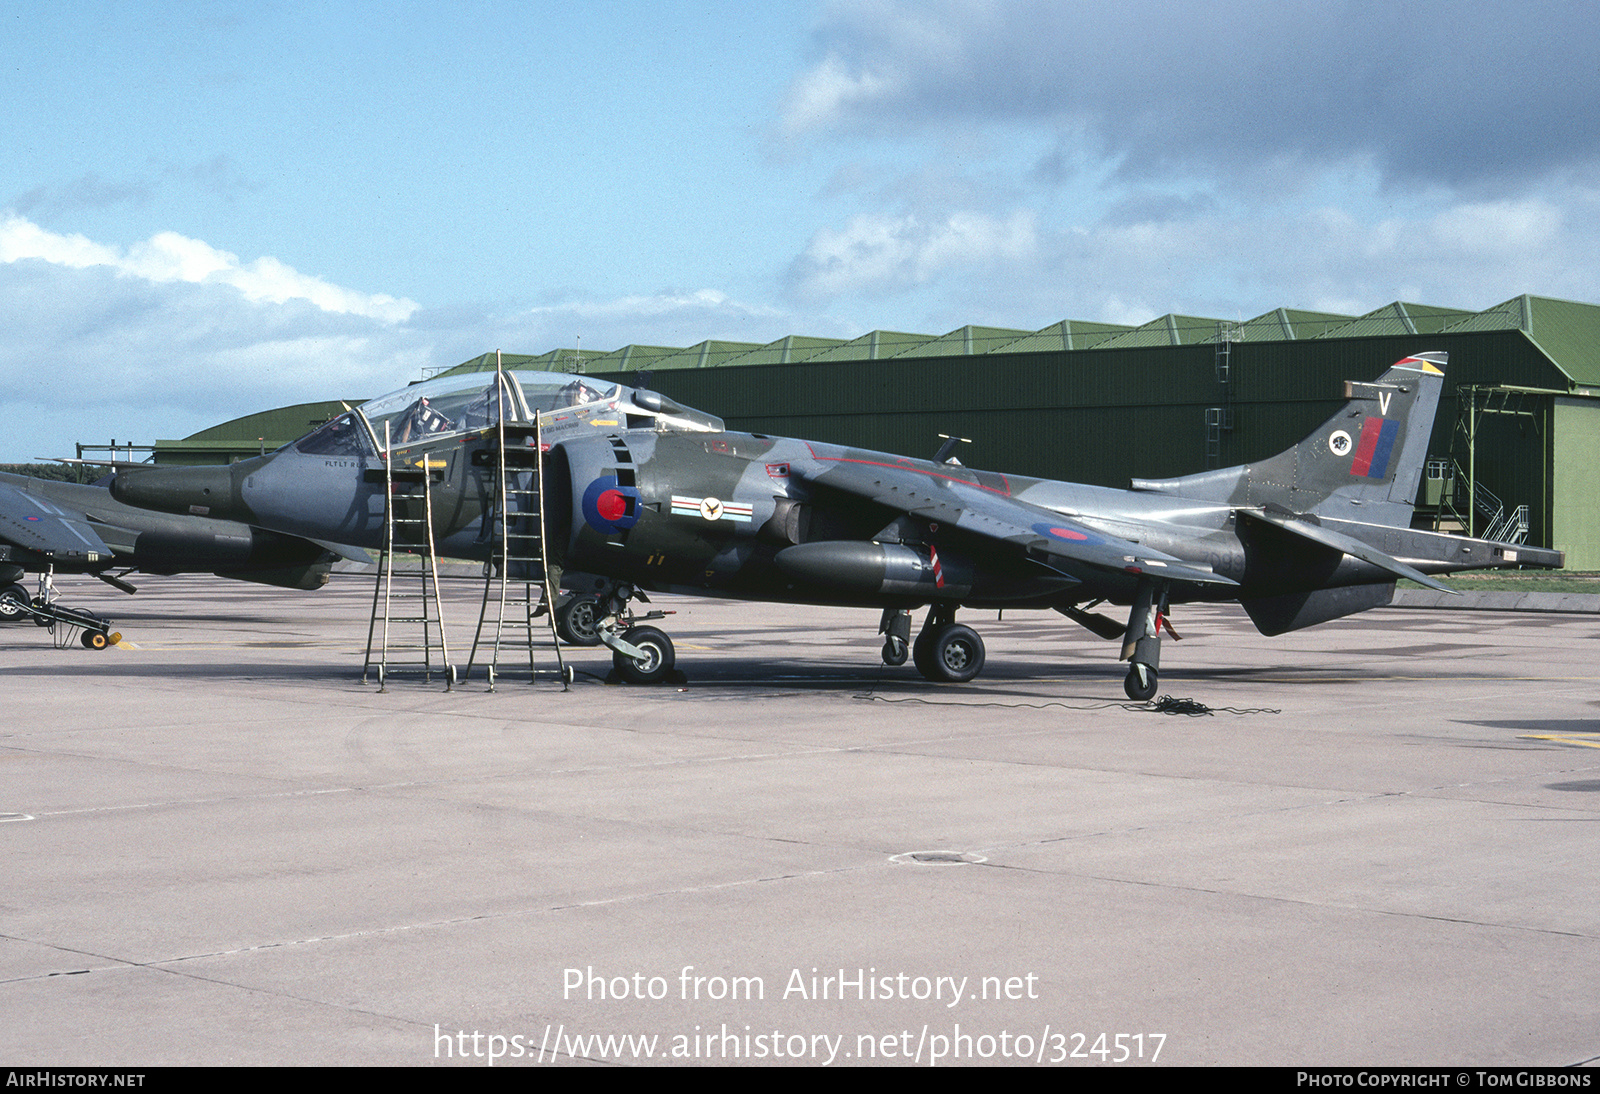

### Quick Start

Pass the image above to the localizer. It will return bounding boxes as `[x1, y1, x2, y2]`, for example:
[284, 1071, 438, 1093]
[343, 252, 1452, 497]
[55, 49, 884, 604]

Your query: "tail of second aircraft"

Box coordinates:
[1131, 352, 1447, 527]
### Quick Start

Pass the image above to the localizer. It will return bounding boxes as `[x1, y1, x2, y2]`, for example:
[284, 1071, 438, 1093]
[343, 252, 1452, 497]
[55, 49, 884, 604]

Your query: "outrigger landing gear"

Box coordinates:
[878, 608, 911, 666]
[1121, 578, 1170, 702]
[591, 582, 682, 685]
[911, 603, 986, 683]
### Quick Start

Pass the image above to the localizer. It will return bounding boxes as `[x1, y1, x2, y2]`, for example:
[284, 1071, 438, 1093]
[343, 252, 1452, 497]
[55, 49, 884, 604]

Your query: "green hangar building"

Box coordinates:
[155, 293, 1600, 569]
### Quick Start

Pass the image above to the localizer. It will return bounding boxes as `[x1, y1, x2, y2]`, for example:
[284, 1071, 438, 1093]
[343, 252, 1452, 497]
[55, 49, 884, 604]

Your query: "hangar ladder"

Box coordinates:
[363, 433, 454, 690]
[465, 370, 571, 691]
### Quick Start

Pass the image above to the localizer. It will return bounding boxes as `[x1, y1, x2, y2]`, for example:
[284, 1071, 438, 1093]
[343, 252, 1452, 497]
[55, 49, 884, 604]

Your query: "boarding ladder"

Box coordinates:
[465, 374, 570, 691]
[363, 427, 454, 690]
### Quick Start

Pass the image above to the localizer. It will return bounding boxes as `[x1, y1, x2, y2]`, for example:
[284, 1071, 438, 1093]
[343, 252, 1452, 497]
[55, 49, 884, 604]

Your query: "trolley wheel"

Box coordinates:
[82, 630, 108, 650]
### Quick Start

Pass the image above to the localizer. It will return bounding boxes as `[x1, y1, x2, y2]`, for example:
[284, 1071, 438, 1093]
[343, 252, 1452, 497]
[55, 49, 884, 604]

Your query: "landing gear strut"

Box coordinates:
[1121, 579, 1169, 702]
[879, 608, 911, 666]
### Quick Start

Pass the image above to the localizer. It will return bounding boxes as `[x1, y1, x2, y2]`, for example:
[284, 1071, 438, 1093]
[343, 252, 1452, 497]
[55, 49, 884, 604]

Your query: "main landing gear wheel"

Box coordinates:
[0, 583, 29, 623]
[882, 637, 908, 666]
[613, 625, 676, 685]
[1124, 663, 1158, 702]
[555, 595, 603, 646]
[913, 623, 985, 683]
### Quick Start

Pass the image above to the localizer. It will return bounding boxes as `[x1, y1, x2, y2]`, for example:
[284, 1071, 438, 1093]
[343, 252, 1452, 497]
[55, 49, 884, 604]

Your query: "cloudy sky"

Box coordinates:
[4, 0, 1599, 461]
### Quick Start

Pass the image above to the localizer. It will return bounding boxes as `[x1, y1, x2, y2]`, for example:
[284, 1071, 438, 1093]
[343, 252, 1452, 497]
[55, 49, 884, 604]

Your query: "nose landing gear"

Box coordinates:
[588, 583, 683, 685]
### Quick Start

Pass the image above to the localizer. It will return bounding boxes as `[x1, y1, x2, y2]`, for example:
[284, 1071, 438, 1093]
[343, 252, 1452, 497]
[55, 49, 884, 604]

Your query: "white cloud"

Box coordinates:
[783, 53, 904, 135]
[779, 174, 1600, 335]
[0, 216, 434, 460]
[499, 288, 844, 354]
[0, 216, 837, 461]
[1425, 199, 1562, 257]
[789, 209, 1037, 301]
[783, 0, 1600, 189]
[0, 215, 418, 323]
[0, 216, 120, 268]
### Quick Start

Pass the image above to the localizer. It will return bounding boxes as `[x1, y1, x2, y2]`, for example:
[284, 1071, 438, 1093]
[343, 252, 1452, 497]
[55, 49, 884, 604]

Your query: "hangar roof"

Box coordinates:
[433, 294, 1600, 390]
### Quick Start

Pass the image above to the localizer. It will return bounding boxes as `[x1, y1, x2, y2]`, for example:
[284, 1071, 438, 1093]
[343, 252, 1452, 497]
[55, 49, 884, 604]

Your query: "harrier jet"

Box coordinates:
[109, 352, 1562, 698]
[1, 470, 339, 627]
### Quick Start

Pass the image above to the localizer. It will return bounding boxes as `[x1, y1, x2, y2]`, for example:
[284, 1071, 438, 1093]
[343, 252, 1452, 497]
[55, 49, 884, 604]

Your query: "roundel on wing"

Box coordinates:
[1032, 521, 1094, 543]
[581, 475, 640, 534]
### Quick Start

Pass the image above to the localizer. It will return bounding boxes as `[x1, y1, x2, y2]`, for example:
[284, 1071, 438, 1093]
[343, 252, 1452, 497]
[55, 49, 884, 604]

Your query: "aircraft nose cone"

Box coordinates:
[112, 464, 244, 519]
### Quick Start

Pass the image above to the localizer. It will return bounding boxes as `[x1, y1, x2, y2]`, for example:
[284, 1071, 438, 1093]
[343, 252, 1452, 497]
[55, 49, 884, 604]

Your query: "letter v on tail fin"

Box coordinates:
[1131, 352, 1447, 528]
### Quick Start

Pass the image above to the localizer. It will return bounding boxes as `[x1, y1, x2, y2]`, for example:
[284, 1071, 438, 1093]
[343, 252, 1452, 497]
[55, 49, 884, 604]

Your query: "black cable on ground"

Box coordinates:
[852, 691, 1280, 715]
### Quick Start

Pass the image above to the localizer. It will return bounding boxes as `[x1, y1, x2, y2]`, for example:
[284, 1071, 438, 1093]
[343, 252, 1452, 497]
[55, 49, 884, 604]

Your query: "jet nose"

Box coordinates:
[111, 464, 247, 520]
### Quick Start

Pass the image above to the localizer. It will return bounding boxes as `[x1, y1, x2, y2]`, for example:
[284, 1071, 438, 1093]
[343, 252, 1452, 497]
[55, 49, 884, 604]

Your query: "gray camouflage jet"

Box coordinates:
[1, 470, 340, 629]
[109, 352, 1562, 698]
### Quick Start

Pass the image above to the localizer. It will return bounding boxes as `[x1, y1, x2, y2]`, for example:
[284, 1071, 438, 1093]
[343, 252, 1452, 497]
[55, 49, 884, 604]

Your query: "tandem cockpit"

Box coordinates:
[293, 369, 725, 458]
[108, 367, 726, 554]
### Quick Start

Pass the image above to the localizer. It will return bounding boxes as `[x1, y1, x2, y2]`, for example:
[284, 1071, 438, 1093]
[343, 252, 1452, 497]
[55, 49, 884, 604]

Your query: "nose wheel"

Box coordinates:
[592, 583, 682, 685]
[611, 625, 676, 685]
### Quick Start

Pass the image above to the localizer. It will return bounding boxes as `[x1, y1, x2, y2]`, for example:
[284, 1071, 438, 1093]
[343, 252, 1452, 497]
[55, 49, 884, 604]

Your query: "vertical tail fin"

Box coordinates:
[1256, 351, 1445, 523]
[1131, 352, 1446, 527]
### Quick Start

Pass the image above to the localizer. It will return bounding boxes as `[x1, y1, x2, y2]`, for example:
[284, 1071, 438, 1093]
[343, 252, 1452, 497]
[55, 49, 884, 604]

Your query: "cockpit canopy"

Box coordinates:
[294, 369, 724, 456]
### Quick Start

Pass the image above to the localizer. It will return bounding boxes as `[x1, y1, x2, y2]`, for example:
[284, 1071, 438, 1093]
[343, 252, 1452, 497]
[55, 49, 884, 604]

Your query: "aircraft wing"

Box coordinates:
[802, 457, 1237, 587]
[0, 479, 115, 563]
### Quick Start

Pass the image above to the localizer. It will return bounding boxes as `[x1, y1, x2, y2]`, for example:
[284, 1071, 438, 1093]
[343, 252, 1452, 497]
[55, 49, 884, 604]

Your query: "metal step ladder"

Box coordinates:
[465, 374, 570, 691]
[363, 438, 454, 690]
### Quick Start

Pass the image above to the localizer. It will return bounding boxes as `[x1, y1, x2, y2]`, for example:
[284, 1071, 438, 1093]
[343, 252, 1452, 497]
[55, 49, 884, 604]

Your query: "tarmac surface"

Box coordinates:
[3, 573, 1598, 1067]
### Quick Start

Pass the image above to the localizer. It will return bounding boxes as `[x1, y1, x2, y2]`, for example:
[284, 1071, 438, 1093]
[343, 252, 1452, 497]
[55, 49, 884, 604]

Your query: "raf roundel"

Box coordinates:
[596, 489, 628, 522]
[1032, 521, 1093, 543]
[581, 475, 640, 535]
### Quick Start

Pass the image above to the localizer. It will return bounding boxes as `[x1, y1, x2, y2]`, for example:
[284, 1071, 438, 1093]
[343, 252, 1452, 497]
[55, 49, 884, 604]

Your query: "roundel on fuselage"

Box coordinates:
[581, 475, 640, 535]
